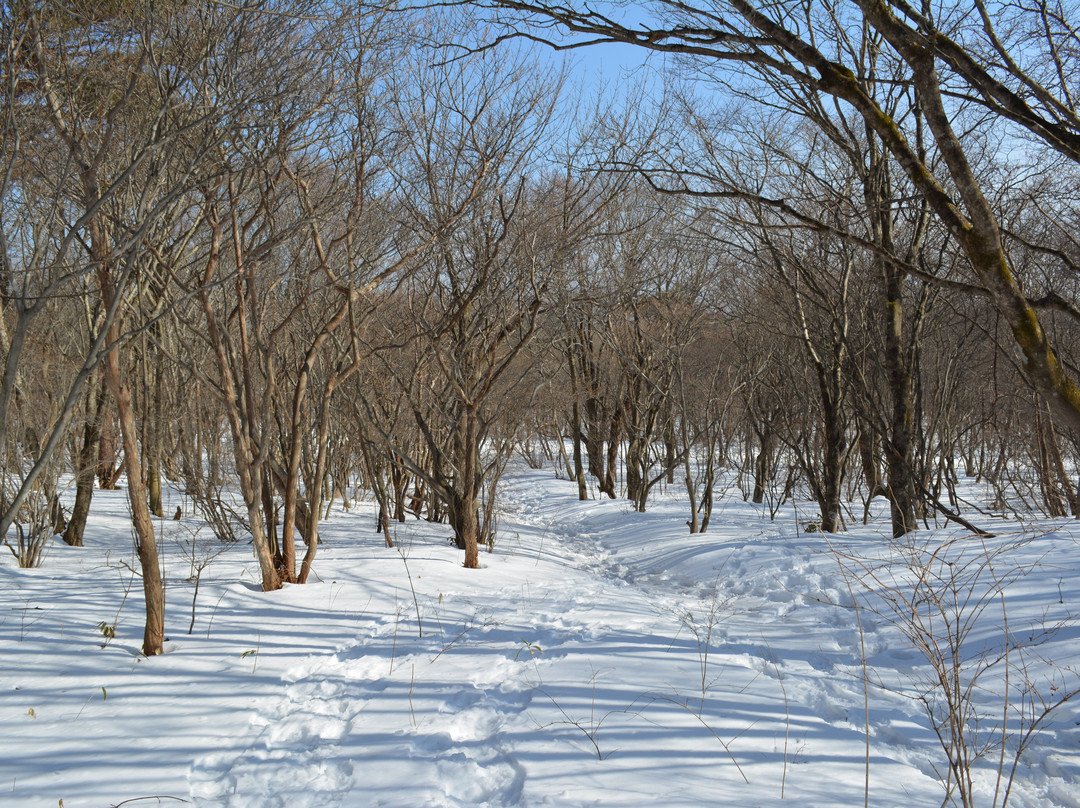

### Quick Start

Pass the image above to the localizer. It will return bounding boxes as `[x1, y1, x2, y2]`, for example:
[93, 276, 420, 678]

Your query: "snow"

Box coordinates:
[2, 462, 1080, 807]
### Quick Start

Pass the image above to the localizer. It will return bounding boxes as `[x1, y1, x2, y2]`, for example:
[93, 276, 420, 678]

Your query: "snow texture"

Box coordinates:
[2, 462, 1079, 806]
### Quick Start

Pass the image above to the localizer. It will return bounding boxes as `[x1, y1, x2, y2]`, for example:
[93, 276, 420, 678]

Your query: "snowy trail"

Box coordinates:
[3, 464, 1079, 806]
[186, 467, 945, 807]
[190, 620, 533, 808]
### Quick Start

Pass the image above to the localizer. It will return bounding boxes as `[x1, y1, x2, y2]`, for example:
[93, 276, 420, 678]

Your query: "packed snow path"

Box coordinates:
[3, 463, 1080, 806]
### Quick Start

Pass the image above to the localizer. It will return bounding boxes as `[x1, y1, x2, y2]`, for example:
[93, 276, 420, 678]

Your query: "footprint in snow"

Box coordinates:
[408, 683, 529, 807]
[190, 650, 534, 808]
[188, 666, 363, 808]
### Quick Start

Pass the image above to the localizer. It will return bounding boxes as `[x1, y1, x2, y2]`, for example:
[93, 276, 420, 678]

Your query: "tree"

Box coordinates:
[474, 0, 1080, 437]
[358, 37, 562, 567]
[3, 1, 272, 653]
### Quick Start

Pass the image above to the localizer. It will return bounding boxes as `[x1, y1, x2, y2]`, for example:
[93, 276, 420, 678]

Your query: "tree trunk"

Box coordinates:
[818, 409, 846, 533]
[198, 211, 280, 591]
[684, 434, 699, 533]
[97, 395, 121, 489]
[146, 358, 165, 518]
[97, 255, 164, 656]
[567, 353, 589, 501]
[882, 266, 917, 538]
[626, 431, 645, 509]
[584, 396, 617, 498]
[604, 409, 621, 499]
[572, 410, 588, 500]
[105, 348, 165, 656]
[454, 491, 481, 569]
[700, 452, 716, 533]
[458, 408, 482, 569]
[261, 466, 280, 565]
[752, 424, 774, 505]
[63, 371, 106, 547]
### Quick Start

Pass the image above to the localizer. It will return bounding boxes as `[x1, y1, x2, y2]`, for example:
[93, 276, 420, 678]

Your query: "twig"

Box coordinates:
[101, 566, 137, 648]
[187, 569, 202, 636]
[922, 488, 995, 537]
[205, 590, 228, 640]
[536, 665, 621, 760]
[761, 641, 791, 800]
[395, 533, 423, 638]
[71, 688, 102, 723]
[663, 695, 752, 784]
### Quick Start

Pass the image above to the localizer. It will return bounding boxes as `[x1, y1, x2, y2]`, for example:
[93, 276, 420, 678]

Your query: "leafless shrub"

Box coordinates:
[835, 532, 1079, 808]
[2, 472, 64, 568]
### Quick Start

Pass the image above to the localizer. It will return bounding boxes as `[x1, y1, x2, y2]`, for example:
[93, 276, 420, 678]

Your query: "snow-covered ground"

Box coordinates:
[3, 462, 1080, 807]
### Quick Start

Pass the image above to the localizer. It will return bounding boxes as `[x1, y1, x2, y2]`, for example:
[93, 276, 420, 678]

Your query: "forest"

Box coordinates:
[4, 0, 1080, 660]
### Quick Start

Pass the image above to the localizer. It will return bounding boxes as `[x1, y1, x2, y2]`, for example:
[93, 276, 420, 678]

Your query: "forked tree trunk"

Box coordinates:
[98, 263, 164, 656]
[358, 435, 393, 547]
[752, 424, 774, 505]
[300, 387, 347, 583]
[604, 409, 621, 498]
[391, 460, 410, 522]
[104, 349, 165, 656]
[198, 210, 281, 592]
[63, 369, 106, 547]
[1035, 402, 1070, 518]
[584, 396, 617, 498]
[97, 398, 121, 489]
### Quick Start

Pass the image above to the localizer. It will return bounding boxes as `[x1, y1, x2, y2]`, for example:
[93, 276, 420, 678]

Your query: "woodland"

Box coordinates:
[5, 0, 1080, 665]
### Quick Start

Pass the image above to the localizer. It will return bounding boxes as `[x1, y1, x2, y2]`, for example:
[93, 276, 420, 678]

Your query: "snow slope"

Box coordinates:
[2, 462, 1079, 807]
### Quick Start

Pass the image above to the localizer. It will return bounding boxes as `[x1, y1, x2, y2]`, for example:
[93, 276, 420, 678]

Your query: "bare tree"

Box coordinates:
[2, 2, 284, 652]
[358, 37, 563, 567]
[473, 0, 1080, 437]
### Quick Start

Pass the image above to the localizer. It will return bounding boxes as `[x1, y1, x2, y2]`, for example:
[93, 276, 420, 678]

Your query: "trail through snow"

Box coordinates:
[2, 463, 1079, 806]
